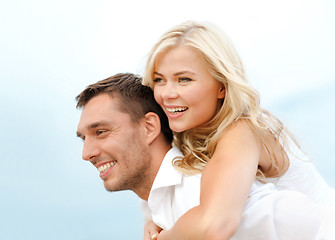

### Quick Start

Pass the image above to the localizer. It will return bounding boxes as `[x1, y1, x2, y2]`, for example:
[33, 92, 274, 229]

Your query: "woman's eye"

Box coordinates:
[153, 78, 163, 83]
[179, 77, 192, 83]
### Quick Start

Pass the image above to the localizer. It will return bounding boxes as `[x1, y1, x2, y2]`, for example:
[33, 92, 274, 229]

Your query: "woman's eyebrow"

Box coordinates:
[173, 71, 195, 76]
[153, 71, 163, 76]
[153, 71, 195, 76]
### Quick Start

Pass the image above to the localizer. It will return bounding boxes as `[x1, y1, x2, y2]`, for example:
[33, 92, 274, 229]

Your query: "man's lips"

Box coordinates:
[95, 161, 116, 178]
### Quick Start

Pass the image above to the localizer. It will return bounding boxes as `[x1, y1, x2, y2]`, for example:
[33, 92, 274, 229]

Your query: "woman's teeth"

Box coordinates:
[166, 107, 188, 113]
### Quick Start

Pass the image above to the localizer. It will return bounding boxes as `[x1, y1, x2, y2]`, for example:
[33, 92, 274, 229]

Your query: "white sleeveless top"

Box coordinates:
[266, 134, 335, 207]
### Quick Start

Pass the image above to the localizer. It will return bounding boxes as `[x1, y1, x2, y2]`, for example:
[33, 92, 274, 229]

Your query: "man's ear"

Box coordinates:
[144, 112, 161, 145]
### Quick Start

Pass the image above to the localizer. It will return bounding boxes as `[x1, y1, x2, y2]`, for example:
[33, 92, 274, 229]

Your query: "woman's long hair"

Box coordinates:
[143, 20, 295, 178]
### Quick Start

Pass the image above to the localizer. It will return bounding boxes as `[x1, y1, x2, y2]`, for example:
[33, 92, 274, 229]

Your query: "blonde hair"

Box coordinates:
[143, 20, 293, 177]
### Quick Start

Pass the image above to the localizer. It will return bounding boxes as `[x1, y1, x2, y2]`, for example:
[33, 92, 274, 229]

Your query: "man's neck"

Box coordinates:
[138, 141, 172, 201]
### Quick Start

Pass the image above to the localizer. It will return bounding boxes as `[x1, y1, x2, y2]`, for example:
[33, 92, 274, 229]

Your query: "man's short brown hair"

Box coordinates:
[76, 73, 173, 143]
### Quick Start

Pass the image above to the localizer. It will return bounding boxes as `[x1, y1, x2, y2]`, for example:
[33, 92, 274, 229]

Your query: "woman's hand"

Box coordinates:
[156, 230, 169, 240]
[143, 220, 162, 240]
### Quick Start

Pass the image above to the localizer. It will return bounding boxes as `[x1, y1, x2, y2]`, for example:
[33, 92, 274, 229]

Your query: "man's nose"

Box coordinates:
[82, 138, 100, 161]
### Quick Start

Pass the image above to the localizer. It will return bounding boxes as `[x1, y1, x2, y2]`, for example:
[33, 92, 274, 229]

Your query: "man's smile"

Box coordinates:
[96, 161, 117, 178]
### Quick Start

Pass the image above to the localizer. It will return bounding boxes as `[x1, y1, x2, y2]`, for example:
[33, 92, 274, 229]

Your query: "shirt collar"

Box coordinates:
[150, 146, 183, 192]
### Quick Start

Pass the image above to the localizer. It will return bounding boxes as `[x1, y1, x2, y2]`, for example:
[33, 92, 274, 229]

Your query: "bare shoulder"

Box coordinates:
[217, 119, 289, 177]
[215, 119, 261, 152]
[200, 118, 260, 217]
[206, 119, 261, 175]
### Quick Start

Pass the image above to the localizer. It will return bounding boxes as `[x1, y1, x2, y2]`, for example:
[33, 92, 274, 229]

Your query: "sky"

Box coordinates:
[0, 0, 334, 239]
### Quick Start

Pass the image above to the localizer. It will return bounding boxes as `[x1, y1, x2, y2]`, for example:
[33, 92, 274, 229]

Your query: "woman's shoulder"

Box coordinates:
[218, 118, 256, 140]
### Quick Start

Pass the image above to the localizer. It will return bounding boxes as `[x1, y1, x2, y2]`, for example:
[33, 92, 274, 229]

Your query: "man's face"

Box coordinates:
[77, 93, 151, 195]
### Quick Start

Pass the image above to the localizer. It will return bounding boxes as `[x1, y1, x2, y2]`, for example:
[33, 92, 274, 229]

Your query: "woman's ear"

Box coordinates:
[218, 85, 225, 99]
[144, 112, 161, 145]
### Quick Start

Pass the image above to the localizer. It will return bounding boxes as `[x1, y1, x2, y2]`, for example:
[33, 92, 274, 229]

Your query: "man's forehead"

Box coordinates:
[84, 93, 114, 109]
[77, 95, 115, 127]
[81, 94, 120, 116]
[77, 94, 130, 132]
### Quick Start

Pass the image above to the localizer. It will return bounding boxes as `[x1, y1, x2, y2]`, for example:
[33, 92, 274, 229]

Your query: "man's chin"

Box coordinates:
[104, 181, 116, 192]
[103, 180, 124, 192]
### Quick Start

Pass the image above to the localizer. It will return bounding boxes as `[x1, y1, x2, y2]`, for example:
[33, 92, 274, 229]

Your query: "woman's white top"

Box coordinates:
[266, 134, 335, 206]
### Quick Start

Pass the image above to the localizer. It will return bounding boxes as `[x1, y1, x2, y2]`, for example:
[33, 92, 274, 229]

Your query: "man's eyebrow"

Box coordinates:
[87, 121, 110, 129]
[76, 121, 110, 138]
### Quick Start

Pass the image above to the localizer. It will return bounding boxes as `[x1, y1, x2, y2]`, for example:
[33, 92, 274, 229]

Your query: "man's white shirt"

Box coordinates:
[141, 147, 333, 239]
[142, 147, 201, 230]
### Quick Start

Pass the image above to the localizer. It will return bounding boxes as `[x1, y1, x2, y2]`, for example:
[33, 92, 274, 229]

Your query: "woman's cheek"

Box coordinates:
[154, 89, 162, 105]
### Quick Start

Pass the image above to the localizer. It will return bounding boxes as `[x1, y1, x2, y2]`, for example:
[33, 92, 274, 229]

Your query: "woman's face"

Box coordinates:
[153, 46, 225, 133]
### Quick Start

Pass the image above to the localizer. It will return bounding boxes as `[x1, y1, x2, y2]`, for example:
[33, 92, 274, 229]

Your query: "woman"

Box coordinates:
[142, 20, 335, 239]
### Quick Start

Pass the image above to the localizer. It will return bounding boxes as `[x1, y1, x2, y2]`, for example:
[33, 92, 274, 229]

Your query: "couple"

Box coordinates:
[76, 21, 335, 239]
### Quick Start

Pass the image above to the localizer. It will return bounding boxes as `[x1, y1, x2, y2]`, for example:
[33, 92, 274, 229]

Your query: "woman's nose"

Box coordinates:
[160, 82, 178, 99]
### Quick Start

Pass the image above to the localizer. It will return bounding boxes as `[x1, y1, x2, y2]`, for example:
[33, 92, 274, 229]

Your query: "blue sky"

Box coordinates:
[0, 0, 334, 239]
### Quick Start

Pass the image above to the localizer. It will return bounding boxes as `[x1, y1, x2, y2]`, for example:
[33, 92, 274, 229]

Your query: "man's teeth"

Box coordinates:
[97, 161, 116, 173]
[166, 107, 188, 113]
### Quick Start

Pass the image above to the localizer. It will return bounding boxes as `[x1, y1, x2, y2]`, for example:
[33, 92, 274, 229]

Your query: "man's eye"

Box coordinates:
[96, 130, 106, 136]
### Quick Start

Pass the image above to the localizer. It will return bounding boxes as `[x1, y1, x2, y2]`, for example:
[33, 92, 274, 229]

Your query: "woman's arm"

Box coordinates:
[158, 120, 261, 240]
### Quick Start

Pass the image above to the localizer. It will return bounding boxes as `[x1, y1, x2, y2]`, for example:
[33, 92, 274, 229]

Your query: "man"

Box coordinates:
[76, 73, 332, 240]
[76, 73, 172, 201]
